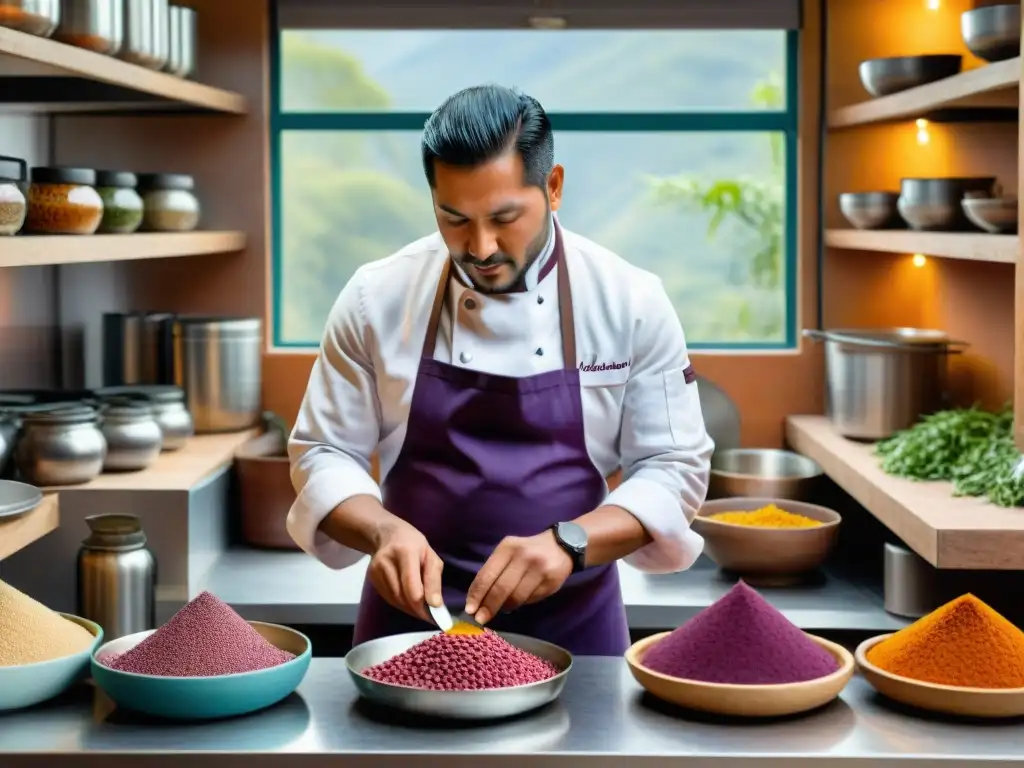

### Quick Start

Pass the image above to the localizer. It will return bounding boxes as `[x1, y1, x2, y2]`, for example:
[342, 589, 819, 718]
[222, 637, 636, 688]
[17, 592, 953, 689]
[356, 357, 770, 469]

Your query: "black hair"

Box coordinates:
[421, 84, 555, 189]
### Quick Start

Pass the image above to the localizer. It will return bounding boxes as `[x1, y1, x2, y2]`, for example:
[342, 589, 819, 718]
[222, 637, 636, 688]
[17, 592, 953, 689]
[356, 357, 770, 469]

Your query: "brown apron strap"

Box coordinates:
[421, 224, 576, 370]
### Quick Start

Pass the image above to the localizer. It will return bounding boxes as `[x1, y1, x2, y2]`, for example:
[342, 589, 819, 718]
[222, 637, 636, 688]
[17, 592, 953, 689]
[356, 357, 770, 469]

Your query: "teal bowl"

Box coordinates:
[0, 613, 103, 712]
[90, 620, 311, 720]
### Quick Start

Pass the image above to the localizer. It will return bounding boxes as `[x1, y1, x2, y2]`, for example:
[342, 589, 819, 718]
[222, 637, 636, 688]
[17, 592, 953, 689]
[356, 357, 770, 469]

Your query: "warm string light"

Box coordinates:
[912, 254, 927, 268]
[915, 118, 930, 146]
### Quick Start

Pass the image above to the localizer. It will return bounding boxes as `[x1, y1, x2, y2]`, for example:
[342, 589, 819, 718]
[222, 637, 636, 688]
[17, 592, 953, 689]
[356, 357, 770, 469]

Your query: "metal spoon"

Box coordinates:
[427, 602, 483, 633]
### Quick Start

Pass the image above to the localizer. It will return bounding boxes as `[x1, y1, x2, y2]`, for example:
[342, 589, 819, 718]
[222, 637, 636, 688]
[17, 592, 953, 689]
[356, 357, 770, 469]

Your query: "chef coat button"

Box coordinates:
[535, 347, 543, 356]
[537, 296, 545, 305]
[464, 298, 476, 310]
[460, 351, 473, 364]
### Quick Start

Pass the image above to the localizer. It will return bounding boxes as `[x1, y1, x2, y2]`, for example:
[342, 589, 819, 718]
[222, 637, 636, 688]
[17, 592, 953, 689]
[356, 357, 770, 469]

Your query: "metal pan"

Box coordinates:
[345, 630, 573, 720]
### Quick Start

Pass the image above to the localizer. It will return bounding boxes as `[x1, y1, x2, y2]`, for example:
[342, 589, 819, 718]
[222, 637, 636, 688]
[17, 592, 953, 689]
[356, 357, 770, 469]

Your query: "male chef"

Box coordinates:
[286, 84, 714, 656]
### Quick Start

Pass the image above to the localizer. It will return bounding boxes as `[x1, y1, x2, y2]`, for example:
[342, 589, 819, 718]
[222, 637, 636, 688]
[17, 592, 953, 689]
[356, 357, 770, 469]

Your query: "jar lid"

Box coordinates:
[101, 397, 152, 418]
[94, 385, 184, 404]
[22, 404, 99, 425]
[137, 172, 194, 191]
[30, 166, 96, 185]
[83, 513, 147, 551]
[95, 170, 138, 188]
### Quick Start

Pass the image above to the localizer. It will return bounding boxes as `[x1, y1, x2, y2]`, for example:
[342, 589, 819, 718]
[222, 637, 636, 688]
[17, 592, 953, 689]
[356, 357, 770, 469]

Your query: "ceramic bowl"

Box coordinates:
[90, 620, 311, 720]
[962, 196, 1018, 234]
[626, 631, 855, 717]
[0, 613, 103, 711]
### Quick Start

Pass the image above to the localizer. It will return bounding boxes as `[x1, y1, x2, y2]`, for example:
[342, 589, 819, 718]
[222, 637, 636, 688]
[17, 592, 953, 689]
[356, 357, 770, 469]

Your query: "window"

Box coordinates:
[271, 15, 799, 350]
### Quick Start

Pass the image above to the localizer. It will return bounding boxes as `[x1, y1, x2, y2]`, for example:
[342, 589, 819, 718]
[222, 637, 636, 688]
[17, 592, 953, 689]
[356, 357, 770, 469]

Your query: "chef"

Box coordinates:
[286, 84, 714, 656]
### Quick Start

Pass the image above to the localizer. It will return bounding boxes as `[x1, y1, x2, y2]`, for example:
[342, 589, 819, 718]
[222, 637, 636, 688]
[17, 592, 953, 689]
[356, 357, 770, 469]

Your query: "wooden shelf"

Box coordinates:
[829, 58, 1021, 129]
[0, 27, 246, 114]
[0, 493, 58, 560]
[824, 229, 1018, 263]
[787, 416, 1024, 570]
[44, 430, 259, 493]
[0, 231, 247, 267]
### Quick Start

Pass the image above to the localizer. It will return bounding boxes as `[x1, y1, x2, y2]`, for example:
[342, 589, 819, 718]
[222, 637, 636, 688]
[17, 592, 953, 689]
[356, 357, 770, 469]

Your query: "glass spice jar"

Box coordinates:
[0, 155, 27, 236]
[138, 172, 200, 232]
[0, 1, 60, 38]
[26, 167, 104, 235]
[95, 170, 143, 234]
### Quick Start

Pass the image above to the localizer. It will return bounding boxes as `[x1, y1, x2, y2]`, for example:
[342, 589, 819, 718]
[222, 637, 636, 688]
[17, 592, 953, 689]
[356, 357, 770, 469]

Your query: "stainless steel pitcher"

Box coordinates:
[76, 513, 156, 641]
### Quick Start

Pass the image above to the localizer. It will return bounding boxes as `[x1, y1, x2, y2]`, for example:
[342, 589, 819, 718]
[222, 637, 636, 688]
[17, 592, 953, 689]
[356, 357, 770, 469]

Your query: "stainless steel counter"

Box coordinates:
[2, 658, 1021, 767]
[198, 549, 906, 632]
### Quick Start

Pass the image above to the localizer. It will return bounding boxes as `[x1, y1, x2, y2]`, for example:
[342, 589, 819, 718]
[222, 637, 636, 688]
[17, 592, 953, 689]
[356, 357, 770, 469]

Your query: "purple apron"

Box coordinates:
[353, 227, 630, 656]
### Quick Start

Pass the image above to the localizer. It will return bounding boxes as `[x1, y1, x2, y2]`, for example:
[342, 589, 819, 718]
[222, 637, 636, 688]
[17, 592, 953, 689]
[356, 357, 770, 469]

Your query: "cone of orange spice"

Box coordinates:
[866, 594, 1024, 688]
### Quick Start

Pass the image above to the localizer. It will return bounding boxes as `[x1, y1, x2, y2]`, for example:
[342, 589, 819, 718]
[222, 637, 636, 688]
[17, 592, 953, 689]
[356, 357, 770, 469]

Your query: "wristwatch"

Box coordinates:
[550, 521, 588, 573]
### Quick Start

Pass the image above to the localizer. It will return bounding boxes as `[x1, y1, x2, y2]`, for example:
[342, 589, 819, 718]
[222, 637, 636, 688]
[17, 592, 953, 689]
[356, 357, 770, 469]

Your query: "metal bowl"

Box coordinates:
[858, 55, 962, 98]
[346, 631, 572, 720]
[898, 177, 997, 231]
[962, 196, 1018, 234]
[962, 4, 1021, 63]
[691, 497, 841, 586]
[709, 448, 823, 501]
[838, 191, 901, 230]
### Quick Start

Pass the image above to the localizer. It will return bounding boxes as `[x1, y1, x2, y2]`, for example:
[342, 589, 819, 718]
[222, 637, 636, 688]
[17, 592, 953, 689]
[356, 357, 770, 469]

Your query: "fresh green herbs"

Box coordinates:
[874, 407, 1024, 508]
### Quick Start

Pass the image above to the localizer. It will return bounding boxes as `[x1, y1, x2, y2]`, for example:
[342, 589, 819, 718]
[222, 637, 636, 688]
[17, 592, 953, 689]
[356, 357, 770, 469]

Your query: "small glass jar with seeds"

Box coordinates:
[0, 154, 27, 236]
[95, 170, 144, 234]
[138, 172, 200, 232]
[26, 166, 104, 235]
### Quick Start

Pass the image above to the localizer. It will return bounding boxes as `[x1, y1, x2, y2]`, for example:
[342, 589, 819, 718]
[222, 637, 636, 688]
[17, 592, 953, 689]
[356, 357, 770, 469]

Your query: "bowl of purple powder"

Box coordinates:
[625, 581, 854, 717]
[90, 591, 311, 720]
[346, 629, 572, 719]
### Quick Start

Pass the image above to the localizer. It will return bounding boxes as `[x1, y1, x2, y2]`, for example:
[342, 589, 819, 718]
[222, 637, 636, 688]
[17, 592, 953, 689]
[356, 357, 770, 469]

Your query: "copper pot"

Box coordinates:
[235, 431, 299, 550]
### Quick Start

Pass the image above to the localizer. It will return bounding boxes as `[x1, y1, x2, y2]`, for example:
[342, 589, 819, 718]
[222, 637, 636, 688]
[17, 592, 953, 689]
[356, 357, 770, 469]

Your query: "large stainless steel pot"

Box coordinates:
[803, 328, 967, 441]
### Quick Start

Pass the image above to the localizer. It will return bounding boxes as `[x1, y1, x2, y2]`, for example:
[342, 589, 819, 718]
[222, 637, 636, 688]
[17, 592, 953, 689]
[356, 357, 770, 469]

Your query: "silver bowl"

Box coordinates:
[962, 4, 1021, 63]
[858, 55, 962, 98]
[962, 196, 1018, 234]
[838, 191, 901, 230]
[898, 177, 997, 231]
[345, 631, 572, 720]
[709, 448, 823, 501]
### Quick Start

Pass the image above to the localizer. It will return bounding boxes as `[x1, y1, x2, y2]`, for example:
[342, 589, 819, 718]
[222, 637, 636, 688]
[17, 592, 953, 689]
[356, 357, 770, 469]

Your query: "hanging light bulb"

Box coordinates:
[912, 254, 927, 268]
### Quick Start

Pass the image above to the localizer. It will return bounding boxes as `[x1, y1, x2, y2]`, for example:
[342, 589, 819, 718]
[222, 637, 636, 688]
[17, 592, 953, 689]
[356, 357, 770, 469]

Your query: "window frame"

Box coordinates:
[268, 18, 800, 352]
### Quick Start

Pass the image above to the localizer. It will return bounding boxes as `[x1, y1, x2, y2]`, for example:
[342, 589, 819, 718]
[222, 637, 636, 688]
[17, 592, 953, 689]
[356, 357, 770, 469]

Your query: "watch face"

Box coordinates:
[558, 522, 587, 551]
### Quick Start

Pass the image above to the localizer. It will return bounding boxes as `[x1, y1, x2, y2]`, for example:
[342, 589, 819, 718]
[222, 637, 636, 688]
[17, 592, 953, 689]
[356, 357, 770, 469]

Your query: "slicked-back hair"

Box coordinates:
[421, 85, 555, 190]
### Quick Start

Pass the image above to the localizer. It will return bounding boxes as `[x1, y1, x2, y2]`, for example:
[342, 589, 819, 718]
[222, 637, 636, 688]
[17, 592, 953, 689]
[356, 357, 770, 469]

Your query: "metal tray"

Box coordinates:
[345, 630, 573, 720]
[0, 480, 42, 521]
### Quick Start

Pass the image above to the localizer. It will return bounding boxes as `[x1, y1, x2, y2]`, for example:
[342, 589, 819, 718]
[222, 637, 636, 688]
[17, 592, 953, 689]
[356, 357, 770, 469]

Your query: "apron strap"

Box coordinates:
[421, 224, 577, 370]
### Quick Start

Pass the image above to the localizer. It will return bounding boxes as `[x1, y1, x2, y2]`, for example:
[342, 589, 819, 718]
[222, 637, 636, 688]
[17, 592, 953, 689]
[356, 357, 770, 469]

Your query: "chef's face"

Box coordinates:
[431, 151, 564, 294]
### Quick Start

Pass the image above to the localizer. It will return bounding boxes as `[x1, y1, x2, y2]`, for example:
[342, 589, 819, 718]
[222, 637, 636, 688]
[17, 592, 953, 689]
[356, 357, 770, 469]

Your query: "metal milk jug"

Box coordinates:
[76, 513, 156, 640]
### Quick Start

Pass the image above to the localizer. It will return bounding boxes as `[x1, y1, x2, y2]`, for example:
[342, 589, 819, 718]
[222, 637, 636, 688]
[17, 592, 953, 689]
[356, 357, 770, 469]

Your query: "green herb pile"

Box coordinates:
[874, 406, 1024, 508]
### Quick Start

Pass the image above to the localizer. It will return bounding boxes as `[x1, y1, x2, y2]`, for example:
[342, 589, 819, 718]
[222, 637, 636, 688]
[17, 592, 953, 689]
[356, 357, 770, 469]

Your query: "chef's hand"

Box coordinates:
[369, 520, 444, 622]
[464, 531, 572, 625]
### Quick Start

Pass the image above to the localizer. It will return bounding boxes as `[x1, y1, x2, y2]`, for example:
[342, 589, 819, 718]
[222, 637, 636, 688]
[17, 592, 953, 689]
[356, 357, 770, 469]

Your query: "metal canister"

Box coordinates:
[119, 0, 168, 69]
[54, 0, 124, 54]
[76, 513, 156, 641]
[164, 2, 195, 78]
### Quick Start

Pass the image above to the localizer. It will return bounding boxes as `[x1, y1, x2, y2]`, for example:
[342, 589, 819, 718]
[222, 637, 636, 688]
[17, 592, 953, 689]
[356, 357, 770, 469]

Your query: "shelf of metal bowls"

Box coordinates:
[962, 194, 1018, 234]
[856, 634, 1024, 718]
[346, 631, 572, 720]
[897, 177, 998, 231]
[858, 54, 962, 98]
[90, 622, 311, 720]
[690, 498, 841, 587]
[961, 3, 1021, 63]
[625, 631, 854, 717]
[838, 191, 902, 230]
[708, 448, 823, 502]
[0, 614, 103, 712]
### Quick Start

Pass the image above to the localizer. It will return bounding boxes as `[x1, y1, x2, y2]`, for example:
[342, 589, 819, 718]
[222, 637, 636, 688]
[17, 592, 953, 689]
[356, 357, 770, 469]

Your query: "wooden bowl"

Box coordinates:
[625, 631, 854, 717]
[691, 497, 841, 586]
[856, 634, 1024, 718]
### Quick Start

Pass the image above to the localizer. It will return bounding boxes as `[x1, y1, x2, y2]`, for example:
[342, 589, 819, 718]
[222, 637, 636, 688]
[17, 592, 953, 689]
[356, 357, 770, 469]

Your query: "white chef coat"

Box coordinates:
[286, 223, 715, 575]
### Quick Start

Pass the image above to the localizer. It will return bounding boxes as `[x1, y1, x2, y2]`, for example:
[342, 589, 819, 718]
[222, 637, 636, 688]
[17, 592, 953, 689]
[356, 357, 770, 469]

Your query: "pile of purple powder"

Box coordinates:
[363, 631, 560, 690]
[100, 591, 294, 677]
[641, 581, 840, 685]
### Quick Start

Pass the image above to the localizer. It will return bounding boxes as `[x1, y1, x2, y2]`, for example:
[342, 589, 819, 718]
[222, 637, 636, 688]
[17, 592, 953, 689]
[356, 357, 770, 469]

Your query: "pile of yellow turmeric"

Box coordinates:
[707, 503, 822, 529]
[445, 620, 484, 636]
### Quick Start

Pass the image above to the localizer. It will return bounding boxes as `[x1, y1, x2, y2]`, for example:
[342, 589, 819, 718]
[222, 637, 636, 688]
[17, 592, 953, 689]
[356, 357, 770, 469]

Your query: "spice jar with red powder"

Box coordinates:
[26, 167, 104, 235]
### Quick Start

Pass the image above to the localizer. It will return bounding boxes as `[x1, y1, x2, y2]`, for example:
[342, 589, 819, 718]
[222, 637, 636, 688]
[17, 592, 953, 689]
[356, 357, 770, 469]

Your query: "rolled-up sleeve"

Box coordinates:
[286, 270, 381, 569]
[603, 274, 714, 574]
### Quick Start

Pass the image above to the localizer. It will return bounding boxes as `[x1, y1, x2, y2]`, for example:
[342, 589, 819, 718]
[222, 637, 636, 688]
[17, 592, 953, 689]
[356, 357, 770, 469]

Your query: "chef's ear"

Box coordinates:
[547, 164, 564, 212]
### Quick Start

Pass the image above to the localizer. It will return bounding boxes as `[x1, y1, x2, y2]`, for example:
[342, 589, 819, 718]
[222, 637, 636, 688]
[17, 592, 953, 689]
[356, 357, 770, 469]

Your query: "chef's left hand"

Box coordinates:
[465, 531, 573, 625]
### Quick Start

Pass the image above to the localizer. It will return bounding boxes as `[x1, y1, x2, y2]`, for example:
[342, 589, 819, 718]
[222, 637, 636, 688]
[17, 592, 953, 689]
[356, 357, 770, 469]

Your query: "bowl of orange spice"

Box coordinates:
[857, 593, 1024, 718]
[691, 497, 841, 586]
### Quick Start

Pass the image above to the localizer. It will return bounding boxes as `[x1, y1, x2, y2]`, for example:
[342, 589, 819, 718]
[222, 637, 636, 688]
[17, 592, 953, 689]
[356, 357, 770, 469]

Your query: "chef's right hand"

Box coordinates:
[369, 520, 444, 622]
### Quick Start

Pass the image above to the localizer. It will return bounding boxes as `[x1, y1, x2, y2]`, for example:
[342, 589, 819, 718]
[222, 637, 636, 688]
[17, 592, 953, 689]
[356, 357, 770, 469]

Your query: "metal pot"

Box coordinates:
[99, 399, 162, 472]
[961, 3, 1021, 63]
[709, 448, 822, 501]
[54, 0, 123, 54]
[119, 0, 168, 69]
[0, 0, 61, 37]
[897, 177, 997, 232]
[803, 328, 968, 441]
[14, 405, 107, 486]
[94, 384, 193, 451]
